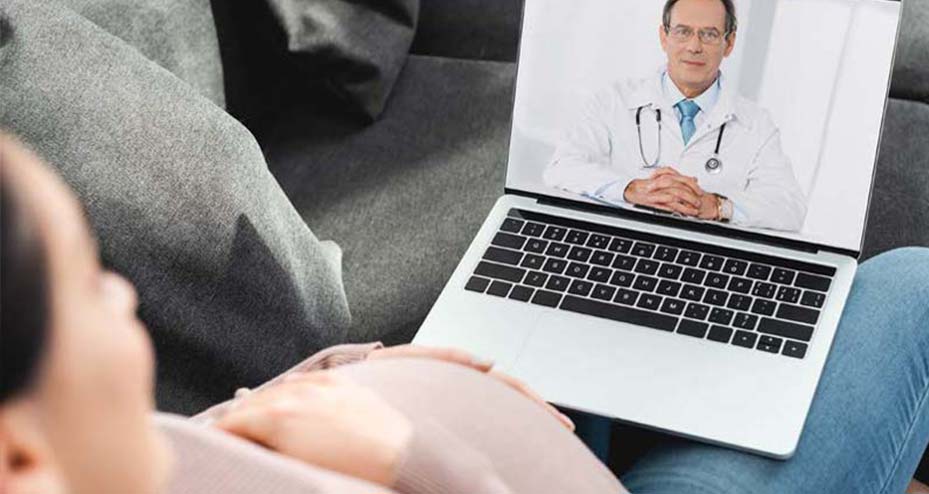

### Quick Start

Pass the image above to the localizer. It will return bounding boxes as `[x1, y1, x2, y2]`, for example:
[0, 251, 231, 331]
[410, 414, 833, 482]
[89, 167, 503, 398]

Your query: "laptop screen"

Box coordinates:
[505, 0, 901, 253]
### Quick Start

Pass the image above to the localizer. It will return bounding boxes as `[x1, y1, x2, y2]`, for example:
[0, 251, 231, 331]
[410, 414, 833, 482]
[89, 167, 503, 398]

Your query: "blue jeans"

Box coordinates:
[573, 247, 929, 493]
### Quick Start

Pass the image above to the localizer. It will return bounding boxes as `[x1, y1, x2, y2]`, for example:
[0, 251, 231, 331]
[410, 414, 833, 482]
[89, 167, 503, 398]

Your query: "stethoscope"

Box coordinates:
[635, 105, 726, 175]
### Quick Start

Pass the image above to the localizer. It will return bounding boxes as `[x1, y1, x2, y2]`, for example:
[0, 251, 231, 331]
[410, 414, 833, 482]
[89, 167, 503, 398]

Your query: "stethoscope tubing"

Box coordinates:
[635, 104, 726, 173]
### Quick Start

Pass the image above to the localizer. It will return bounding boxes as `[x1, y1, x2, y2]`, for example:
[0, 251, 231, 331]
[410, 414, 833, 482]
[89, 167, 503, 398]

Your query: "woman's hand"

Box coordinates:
[368, 344, 575, 431]
[215, 372, 412, 487]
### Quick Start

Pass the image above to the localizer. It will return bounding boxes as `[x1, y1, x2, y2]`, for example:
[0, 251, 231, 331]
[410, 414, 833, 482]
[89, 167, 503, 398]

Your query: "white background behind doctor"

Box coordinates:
[544, 0, 806, 231]
[508, 0, 899, 250]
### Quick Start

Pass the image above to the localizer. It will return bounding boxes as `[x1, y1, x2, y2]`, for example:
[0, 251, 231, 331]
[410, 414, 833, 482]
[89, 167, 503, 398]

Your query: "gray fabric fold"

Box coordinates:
[0, 0, 351, 414]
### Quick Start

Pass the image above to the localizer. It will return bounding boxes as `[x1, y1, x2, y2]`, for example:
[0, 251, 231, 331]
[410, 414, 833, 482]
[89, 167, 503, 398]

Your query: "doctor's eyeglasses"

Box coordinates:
[664, 25, 729, 45]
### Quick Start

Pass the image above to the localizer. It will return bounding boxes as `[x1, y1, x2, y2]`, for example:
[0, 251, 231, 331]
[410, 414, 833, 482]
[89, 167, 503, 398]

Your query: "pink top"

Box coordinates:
[158, 343, 630, 494]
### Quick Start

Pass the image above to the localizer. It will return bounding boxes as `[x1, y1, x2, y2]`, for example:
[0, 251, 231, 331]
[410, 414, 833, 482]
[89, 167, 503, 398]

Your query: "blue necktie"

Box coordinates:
[676, 99, 701, 145]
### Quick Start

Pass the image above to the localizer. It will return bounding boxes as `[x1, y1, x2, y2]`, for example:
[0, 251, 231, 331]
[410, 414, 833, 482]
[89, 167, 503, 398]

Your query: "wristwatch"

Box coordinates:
[714, 193, 732, 223]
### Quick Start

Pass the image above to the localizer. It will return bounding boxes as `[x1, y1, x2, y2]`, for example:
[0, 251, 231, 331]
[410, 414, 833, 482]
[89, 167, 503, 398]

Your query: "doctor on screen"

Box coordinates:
[543, 0, 807, 231]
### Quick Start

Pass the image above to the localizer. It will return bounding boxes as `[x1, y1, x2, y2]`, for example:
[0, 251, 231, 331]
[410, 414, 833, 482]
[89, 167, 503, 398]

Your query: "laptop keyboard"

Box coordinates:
[465, 209, 836, 360]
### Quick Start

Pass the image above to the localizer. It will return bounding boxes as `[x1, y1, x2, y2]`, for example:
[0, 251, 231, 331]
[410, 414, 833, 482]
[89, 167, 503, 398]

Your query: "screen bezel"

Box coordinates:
[502, 0, 906, 260]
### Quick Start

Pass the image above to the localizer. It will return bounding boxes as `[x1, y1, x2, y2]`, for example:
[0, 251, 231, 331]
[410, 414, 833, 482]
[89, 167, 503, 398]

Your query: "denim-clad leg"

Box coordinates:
[617, 247, 929, 494]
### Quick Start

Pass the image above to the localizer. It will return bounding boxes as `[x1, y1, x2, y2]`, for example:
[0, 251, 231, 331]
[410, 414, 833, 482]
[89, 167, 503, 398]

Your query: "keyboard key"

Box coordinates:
[776, 304, 820, 325]
[637, 294, 663, 310]
[521, 222, 546, 237]
[590, 250, 615, 267]
[543, 258, 567, 274]
[520, 254, 545, 270]
[757, 335, 783, 354]
[758, 317, 814, 341]
[771, 268, 796, 285]
[501, 218, 524, 233]
[633, 275, 659, 292]
[657, 263, 683, 280]
[782, 340, 808, 359]
[728, 277, 752, 294]
[704, 289, 729, 307]
[733, 312, 758, 330]
[681, 284, 706, 301]
[531, 290, 562, 307]
[546, 242, 570, 258]
[566, 262, 591, 279]
[608, 237, 633, 253]
[524, 238, 548, 254]
[709, 308, 735, 325]
[587, 234, 611, 250]
[612, 255, 637, 271]
[699, 255, 724, 271]
[660, 298, 686, 315]
[561, 295, 679, 332]
[524, 271, 548, 287]
[684, 302, 711, 320]
[509, 285, 534, 302]
[747, 264, 771, 280]
[752, 282, 777, 299]
[705, 273, 730, 289]
[492, 232, 526, 250]
[796, 272, 832, 292]
[592, 284, 617, 301]
[610, 271, 635, 287]
[545, 276, 571, 292]
[677, 251, 701, 266]
[732, 330, 758, 349]
[751, 299, 776, 316]
[465, 276, 490, 293]
[722, 259, 748, 276]
[656, 280, 682, 297]
[588, 267, 612, 283]
[568, 280, 593, 296]
[707, 325, 733, 343]
[801, 291, 826, 308]
[565, 230, 590, 245]
[484, 246, 523, 266]
[727, 294, 753, 312]
[614, 289, 639, 306]
[655, 246, 679, 262]
[776, 286, 802, 304]
[475, 261, 526, 283]
[542, 226, 567, 241]
[568, 246, 593, 262]
[678, 319, 709, 338]
[634, 259, 660, 275]
[487, 281, 512, 297]
[681, 268, 706, 284]
[632, 242, 656, 258]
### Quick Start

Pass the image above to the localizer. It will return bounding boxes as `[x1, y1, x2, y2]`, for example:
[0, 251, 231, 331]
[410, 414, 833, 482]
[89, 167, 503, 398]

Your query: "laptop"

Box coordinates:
[413, 0, 903, 458]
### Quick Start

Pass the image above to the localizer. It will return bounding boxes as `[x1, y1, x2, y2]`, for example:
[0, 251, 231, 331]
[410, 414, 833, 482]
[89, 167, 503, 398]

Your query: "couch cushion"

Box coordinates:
[258, 55, 517, 343]
[890, 0, 929, 104]
[862, 98, 929, 259]
[264, 0, 420, 119]
[0, 0, 352, 414]
[410, 0, 523, 62]
[60, 0, 225, 108]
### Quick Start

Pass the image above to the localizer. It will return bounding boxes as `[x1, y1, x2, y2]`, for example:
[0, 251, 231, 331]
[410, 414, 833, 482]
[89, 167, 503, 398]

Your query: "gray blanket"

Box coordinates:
[0, 0, 351, 414]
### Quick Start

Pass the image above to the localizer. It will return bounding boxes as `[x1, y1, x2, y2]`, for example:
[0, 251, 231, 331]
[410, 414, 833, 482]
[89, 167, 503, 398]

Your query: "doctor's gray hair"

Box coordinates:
[663, 0, 738, 36]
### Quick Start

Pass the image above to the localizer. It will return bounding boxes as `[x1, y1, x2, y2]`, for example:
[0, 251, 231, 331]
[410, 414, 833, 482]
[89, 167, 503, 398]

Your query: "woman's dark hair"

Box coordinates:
[0, 164, 50, 402]
[663, 0, 738, 35]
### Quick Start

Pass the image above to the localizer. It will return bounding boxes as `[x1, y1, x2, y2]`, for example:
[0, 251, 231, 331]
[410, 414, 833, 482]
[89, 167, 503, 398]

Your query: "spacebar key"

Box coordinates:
[561, 295, 679, 332]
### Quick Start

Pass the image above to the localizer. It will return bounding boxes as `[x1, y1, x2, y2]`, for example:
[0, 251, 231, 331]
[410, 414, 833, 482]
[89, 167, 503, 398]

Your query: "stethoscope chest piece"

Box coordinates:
[705, 157, 723, 174]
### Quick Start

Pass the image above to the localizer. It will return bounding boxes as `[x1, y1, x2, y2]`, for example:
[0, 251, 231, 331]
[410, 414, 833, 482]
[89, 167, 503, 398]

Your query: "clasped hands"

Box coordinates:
[624, 167, 721, 220]
[215, 345, 573, 487]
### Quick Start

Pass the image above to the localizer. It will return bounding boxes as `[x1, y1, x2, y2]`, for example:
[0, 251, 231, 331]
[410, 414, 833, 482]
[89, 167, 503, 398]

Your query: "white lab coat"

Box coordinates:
[543, 70, 807, 231]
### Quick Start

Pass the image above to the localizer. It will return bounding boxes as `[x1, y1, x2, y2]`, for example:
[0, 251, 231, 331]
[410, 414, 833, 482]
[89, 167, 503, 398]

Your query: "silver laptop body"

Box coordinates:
[413, 0, 904, 459]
